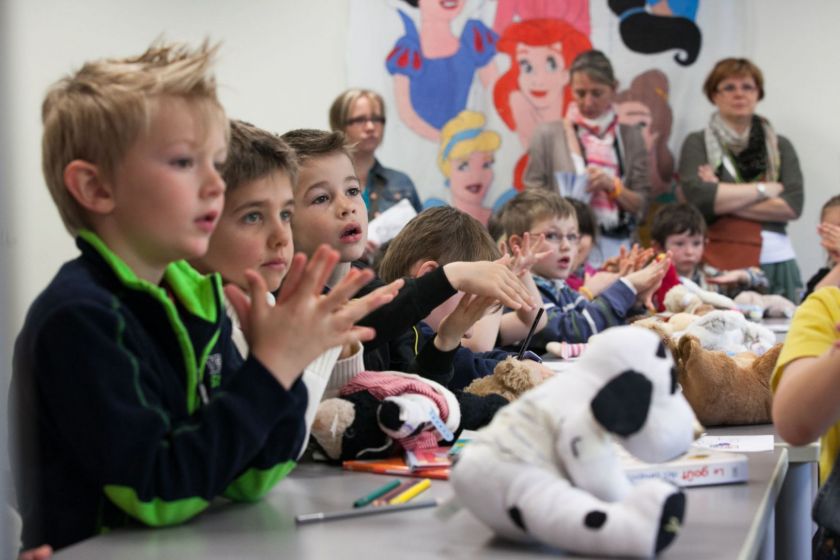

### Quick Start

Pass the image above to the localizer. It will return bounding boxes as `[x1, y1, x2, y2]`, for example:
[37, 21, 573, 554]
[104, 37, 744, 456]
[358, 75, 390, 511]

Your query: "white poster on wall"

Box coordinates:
[346, 0, 745, 225]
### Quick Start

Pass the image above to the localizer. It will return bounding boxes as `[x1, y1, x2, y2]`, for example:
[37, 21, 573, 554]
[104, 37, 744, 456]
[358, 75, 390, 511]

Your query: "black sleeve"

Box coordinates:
[357, 267, 456, 350]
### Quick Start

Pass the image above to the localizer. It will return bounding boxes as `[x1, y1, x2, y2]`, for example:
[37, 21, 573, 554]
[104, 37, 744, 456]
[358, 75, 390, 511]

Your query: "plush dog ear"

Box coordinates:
[591, 370, 653, 436]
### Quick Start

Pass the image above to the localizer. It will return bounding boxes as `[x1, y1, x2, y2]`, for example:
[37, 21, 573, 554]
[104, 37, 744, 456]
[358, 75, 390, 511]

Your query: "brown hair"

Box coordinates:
[280, 128, 354, 167]
[378, 206, 500, 282]
[42, 40, 225, 235]
[703, 57, 765, 103]
[328, 89, 385, 132]
[499, 189, 576, 239]
[822, 195, 840, 220]
[569, 49, 617, 88]
[224, 120, 298, 192]
[650, 203, 706, 247]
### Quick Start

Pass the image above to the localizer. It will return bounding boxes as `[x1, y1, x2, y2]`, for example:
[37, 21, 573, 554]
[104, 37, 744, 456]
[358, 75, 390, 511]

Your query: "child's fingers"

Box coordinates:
[340, 279, 402, 323]
[342, 326, 377, 345]
[325, 266, 375, 306]
[275, 253, 309, 305]
[304, 244, 340, 295]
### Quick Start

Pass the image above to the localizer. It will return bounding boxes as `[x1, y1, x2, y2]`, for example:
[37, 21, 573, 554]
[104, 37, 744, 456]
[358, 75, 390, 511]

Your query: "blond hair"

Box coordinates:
[328, 89, 385, 132]
[437, 111, 501, 178]
[42, 40, 226, 235]
[499, 190, 576, 239]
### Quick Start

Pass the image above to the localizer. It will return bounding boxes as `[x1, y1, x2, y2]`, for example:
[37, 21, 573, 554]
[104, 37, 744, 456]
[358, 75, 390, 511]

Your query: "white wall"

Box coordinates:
[2, 0, 838, 368]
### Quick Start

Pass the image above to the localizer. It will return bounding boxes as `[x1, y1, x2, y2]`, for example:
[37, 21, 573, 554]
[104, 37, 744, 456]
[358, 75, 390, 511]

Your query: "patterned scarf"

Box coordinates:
[573, 108, 621, 230]
[704, 112, 780, 182]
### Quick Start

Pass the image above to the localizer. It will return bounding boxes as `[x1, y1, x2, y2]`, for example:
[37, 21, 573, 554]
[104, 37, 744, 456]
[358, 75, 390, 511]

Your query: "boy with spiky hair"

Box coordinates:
[10, 42, 380, 551]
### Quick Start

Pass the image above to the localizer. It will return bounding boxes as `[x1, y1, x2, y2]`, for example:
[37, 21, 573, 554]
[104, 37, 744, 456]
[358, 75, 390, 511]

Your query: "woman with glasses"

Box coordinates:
[523, 50, 651, 268]
[678, 57, 804, 302]
[329, 89, 422, 220]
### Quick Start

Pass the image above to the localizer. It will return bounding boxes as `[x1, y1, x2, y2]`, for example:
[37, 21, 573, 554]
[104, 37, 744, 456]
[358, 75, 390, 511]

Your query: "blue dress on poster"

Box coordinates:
[647, 0, 698, 20]
[386, 10, 498, 130]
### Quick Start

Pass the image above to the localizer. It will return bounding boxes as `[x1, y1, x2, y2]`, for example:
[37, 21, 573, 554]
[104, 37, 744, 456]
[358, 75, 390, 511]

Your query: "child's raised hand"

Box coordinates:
[225, 245, 394, 389]
[443, 261, 535, 311]
[509, 232, 549, 276]
[435, 294, 498, 352]
[626, 253, 671, 312]
[818, 222, 840, 254]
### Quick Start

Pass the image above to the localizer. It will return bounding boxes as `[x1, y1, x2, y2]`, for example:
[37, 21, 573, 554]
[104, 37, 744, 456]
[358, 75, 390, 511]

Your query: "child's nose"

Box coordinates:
[202, 166, 225, 197]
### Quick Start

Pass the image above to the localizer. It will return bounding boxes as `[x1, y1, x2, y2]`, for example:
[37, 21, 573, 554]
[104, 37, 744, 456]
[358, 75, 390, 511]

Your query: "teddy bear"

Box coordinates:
[663, 282, 736, 315]
[310, 371, 508, 462]
[675, 334, 782, 426]
[451, 326, 696, 557]
[734, 290, 796, 320]
[462, 356, 548, 401]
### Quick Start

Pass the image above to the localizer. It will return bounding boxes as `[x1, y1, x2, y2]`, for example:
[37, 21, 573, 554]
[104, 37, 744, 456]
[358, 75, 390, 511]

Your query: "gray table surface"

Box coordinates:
[55, 447, 788, 560]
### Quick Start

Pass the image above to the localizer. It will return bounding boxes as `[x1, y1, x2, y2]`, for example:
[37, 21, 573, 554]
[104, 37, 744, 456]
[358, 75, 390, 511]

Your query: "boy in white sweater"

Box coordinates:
[191, 120, 401, 442]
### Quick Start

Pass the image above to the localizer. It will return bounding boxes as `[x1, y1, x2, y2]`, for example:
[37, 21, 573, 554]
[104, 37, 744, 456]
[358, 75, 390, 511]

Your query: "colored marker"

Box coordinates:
[295, 498, 442, 525]
[388, 478, 431, 505]
[352, 479, 402, 508]
[371, 480, 415, 506]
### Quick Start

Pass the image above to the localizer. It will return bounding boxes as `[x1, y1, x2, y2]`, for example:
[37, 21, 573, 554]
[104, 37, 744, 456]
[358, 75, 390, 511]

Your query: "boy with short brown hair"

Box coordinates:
[500, 189, 668, 346]
[282, 129, 535, 388]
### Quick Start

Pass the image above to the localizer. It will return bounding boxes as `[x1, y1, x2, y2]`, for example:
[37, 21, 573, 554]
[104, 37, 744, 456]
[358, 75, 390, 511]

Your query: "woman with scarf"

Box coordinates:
[678, 58, 804, 302]
[523, 50, 650, 267]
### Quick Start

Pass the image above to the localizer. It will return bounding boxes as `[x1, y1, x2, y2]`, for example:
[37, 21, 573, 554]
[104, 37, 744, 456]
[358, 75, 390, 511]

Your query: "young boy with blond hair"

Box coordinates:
[10, 42, 380, 552]
[499, 190, 669, 347]
[280, 129, 535, 387]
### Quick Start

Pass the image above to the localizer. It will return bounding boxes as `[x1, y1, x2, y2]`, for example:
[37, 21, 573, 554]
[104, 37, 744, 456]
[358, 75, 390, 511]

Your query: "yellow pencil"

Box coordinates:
[388, 478, 431, 505]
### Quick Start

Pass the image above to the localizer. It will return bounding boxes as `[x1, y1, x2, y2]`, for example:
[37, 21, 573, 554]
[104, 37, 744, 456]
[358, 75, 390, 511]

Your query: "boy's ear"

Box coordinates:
[413, 260, 440, 278]
[63, 159, 116, 215]
[507, 234, 524, 252]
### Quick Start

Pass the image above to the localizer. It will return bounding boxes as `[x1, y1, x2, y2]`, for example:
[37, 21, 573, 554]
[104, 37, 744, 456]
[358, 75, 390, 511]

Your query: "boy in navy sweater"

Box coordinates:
[498, 190, 669, 348]
[9, 42, 381, 552]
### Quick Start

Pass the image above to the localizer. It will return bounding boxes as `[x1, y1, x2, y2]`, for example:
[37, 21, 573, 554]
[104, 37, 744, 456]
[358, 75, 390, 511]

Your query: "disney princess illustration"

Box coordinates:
[386, 0, 498, 141]
[425, 110, 501, 225]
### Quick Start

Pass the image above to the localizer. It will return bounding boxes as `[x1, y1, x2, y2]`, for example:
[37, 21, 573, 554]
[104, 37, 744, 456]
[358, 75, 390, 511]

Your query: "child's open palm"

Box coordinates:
[225, 245, 400, 389]
[435, 294, 498, 352]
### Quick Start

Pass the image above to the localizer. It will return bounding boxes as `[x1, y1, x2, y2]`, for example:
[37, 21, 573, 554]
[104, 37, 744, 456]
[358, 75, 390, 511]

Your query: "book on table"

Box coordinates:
[343, 448, 452, 480]
[619, 446, 748, 487]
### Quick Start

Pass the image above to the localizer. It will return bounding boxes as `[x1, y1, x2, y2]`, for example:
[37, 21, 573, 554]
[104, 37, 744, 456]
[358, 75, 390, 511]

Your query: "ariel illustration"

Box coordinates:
[616, 69, 675, 199]
[609, 0, 701, 66]
[492, 0, 591, 37]
[386, 0, 498, 141]
[424, 111, 501, 225]
[492, 18, 591, 187]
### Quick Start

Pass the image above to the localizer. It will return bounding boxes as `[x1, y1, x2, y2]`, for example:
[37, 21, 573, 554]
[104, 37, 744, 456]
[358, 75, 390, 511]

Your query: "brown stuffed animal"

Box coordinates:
[464, 357, 546, 402]
[675, 335, 782, 426]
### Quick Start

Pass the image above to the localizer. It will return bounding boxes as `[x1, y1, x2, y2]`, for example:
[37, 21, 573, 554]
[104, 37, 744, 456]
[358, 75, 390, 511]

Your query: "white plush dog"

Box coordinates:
[451, 326, 695, 557]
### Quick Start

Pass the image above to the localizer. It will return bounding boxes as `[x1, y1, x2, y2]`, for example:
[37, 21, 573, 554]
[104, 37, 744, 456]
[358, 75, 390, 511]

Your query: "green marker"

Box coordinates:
[352, 479, 402, 508]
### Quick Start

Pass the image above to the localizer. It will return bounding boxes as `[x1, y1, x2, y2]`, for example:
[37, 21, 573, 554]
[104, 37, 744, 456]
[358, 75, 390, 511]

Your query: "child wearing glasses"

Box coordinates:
[497, 190, 670, 346]
[329, 88, 421, 220]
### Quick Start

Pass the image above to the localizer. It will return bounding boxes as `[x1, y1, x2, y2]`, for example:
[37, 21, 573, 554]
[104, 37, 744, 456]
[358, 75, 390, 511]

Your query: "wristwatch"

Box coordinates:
[755, 182, 768, 201]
